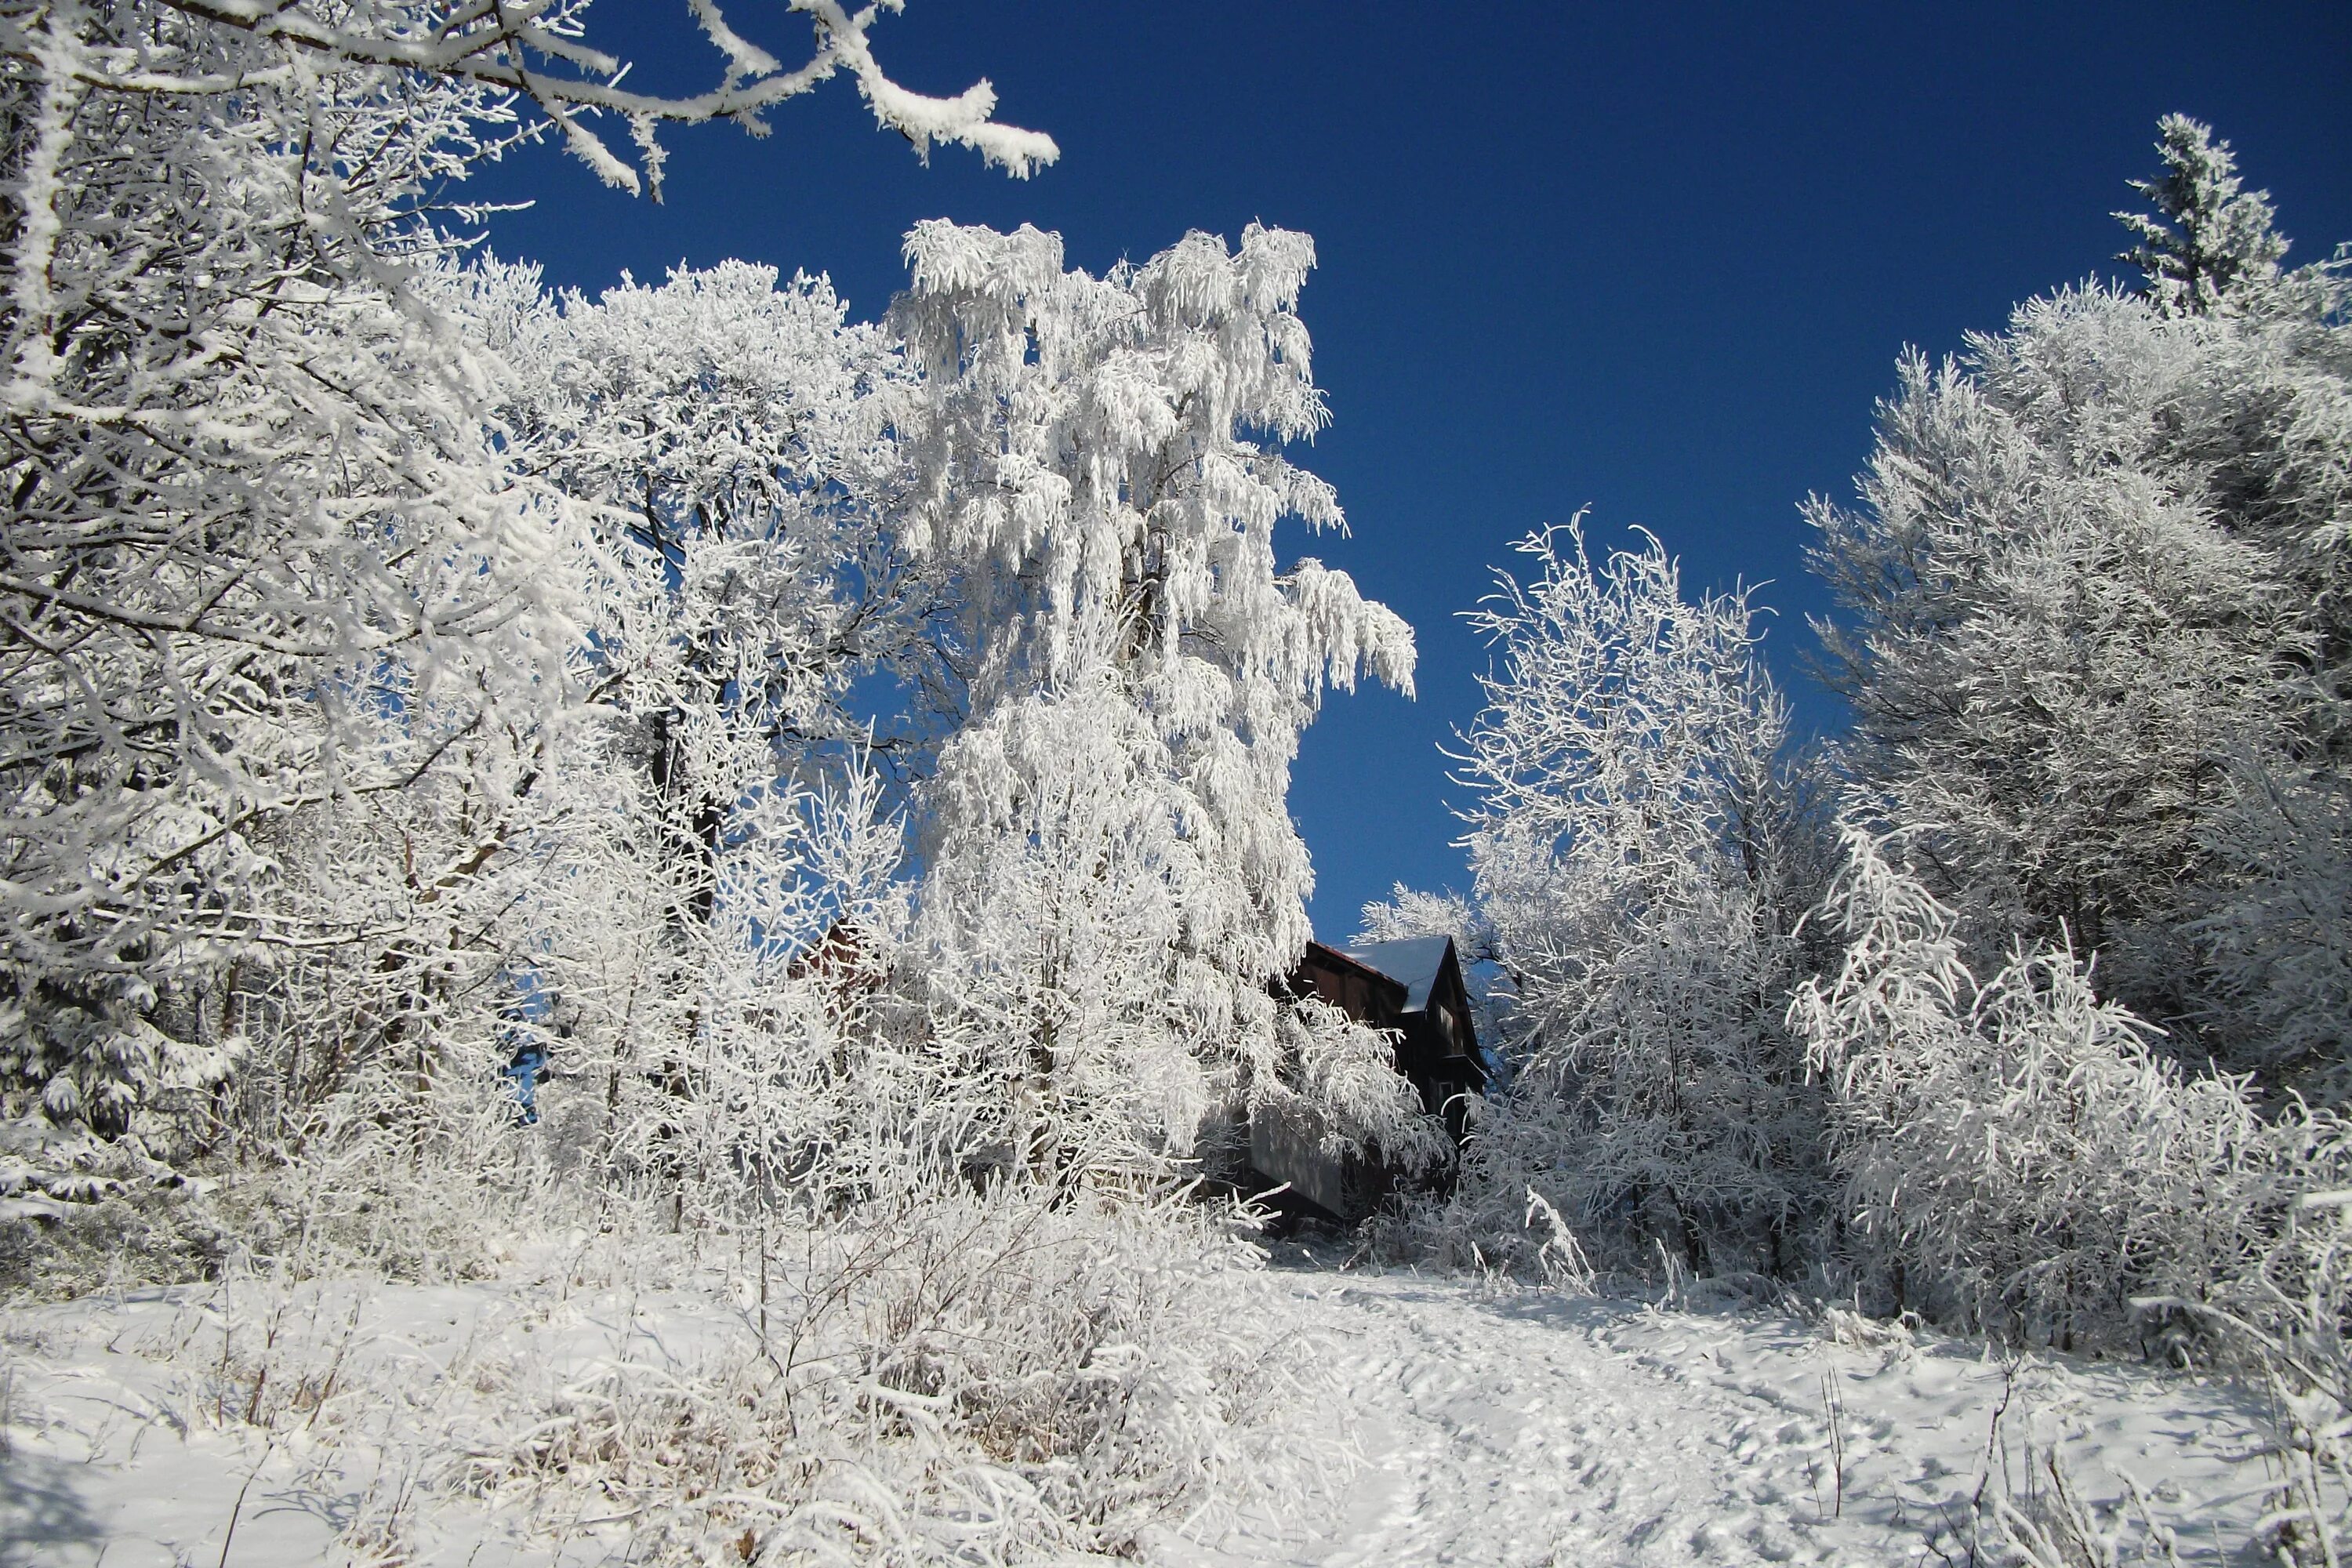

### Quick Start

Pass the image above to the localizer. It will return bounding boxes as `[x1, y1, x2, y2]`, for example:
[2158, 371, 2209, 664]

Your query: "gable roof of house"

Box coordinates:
[1342, 935, 1454, 1014]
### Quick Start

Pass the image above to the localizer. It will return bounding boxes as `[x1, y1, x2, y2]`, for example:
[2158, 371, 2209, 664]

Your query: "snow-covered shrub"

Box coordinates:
[1791, 825, 2343, 1345]
[0, 1125, 228, 1296]
[1953, 1421, 2194, 1568]
[2123, 1184, 2352, 1565]
[127, 1191, 1334, 1566]
[364, 1191, 1331, 1565]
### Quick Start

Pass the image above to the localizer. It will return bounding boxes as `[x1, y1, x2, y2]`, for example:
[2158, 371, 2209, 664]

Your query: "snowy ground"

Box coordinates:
[1188, 1258, 2269, 1566]
[1, 1253, 2279, 1566]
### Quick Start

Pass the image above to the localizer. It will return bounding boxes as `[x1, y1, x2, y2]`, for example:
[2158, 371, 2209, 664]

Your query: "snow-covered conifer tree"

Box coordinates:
[2116, 115, 2290, 317]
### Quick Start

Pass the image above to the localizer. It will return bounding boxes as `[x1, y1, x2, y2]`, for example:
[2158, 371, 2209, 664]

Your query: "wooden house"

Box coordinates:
[1248, 934, 1486, 1224]
[785, 920, 891, 996]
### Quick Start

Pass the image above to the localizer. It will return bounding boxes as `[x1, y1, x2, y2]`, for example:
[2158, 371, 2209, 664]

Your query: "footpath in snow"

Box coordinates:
[2, 1255, 2274, 1566]
[1191, 1258, 2266, 1567]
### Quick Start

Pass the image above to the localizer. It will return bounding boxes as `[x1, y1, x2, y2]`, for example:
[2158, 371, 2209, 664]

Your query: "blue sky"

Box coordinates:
[473, 1, 2352, 938]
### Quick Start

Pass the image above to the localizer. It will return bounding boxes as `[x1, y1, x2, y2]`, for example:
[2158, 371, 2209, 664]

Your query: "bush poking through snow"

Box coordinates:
[2134, 1189, 2352, 1565]
[136, 1188, 1336, 1566]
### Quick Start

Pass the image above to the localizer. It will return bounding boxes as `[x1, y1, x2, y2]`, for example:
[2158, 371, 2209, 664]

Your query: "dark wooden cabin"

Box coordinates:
[785, 920, 891, 1001]
[1250, 935, 1486, 1224]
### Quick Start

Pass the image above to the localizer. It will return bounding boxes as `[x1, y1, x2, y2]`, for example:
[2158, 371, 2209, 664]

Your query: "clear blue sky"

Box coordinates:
[472, 1, 2352, 939]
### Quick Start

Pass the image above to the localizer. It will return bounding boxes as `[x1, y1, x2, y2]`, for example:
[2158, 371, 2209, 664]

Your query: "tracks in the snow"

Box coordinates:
[1181, 1265, 2263, 1567]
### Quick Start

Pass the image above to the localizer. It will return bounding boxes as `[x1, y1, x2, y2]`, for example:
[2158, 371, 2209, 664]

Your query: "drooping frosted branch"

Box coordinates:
[143, 0, 1058, 196]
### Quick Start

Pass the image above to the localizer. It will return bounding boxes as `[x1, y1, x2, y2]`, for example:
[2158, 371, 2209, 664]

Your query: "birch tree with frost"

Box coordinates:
[887, 221, 1423, 1179]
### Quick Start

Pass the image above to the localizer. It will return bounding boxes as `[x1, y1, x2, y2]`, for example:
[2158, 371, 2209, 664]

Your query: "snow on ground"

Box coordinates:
[1187, 1258, 2268, 1567]
[0, 1272, 557, 1568]
[1, 1252, 2277, 1567]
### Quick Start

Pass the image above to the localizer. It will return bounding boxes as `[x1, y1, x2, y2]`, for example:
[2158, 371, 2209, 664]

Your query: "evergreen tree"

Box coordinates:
[2114, 115, 2289, 316]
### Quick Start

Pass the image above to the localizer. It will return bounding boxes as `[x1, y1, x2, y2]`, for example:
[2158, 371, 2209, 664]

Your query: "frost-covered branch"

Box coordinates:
[144, 0, 1058, 195]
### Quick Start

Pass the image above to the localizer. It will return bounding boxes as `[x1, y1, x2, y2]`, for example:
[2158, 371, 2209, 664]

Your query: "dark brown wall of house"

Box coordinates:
[1287, 940, 1484, 1130]
[1289, 946, 1407, 1030]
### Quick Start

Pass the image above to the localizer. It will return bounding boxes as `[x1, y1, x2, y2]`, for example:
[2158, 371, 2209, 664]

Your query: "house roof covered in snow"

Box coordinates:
[1343, 936, 1454, 1014]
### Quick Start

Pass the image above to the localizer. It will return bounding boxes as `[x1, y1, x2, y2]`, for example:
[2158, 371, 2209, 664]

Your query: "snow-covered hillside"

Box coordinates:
[3, 1253, 2268, 1566]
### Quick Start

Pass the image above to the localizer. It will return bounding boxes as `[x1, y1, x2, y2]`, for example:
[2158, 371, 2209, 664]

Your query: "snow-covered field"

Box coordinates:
[2, 1248, 2272, 1567]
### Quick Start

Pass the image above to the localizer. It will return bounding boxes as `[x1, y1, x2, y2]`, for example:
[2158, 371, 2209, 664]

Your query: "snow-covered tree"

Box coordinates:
[0, 1, 583, 1145]
[429, 253, 1050, 1232]
[1809, 126, 2350, 1088]
[0, 10, 1414, 1555]
[456, 259, 930, 907]
[1807, 321, 2293, 989]
[918, 661, 1443, 1189]
[0, 0, 1049, 1153]
[2190, 765, 2352, 1104]
[1356, 884, 1489, 957]
[147, 0, 1057, 197]
[1435, 521, 1831, 1275]
[2116, 115, 2290, 317]
[886, 222, 1420, 1175]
